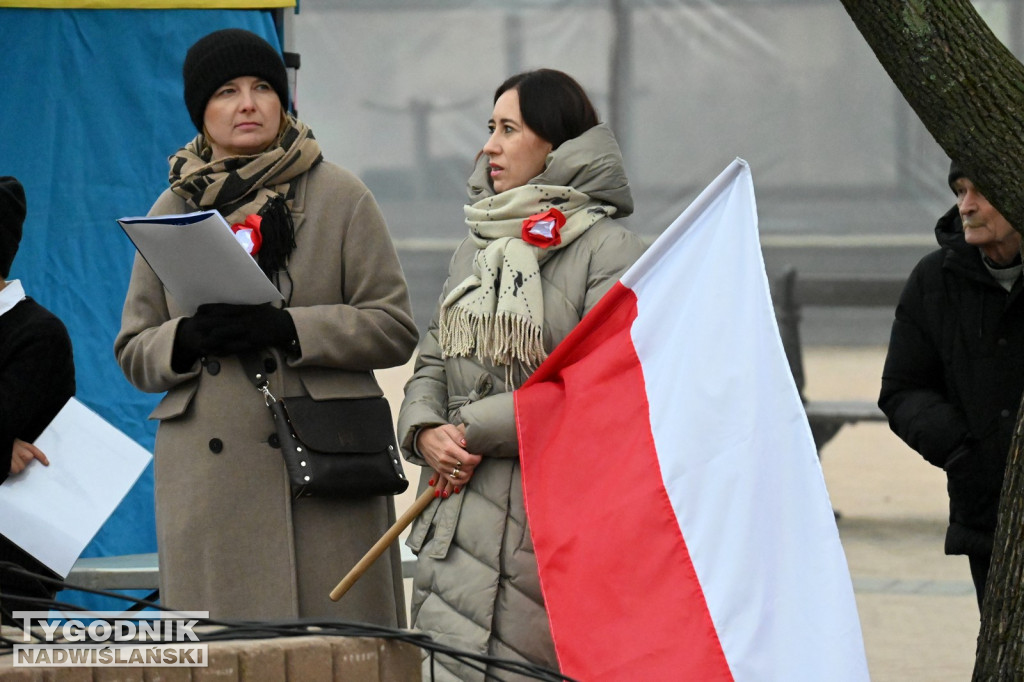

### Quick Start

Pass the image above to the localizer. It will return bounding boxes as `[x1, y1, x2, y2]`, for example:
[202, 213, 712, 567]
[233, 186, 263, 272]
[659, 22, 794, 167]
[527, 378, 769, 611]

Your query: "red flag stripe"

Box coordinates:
[517, 282, 733, 681]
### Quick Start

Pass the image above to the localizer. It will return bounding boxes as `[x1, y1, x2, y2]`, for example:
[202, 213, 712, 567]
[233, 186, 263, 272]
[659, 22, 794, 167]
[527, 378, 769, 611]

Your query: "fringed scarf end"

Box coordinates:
[486, 311, 547, 370]
[439, 307, 547, 374]
[439, 307, 492, 359]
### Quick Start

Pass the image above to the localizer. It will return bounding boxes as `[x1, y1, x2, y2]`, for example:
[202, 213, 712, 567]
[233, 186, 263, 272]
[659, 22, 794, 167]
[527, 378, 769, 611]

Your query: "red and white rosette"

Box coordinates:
[230, 214, 263, 256]
[521, 207, 566, 248]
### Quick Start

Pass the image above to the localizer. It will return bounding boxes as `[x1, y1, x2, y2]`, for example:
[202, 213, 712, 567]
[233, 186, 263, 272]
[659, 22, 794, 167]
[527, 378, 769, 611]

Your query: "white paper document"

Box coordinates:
[118, 209, 284, 315]
[0, 398, 153, 578]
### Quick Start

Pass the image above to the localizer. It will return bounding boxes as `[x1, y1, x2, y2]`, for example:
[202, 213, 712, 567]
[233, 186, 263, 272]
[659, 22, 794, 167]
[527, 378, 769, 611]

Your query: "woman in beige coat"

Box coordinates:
[114, 28, 417, 623]
[398, 69, 646, 680]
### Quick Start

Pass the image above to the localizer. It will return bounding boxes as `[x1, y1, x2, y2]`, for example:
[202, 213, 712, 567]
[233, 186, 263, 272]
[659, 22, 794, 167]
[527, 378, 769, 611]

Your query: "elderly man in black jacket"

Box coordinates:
[880, 161, 1024, 610]
[0, 176, 76, 622]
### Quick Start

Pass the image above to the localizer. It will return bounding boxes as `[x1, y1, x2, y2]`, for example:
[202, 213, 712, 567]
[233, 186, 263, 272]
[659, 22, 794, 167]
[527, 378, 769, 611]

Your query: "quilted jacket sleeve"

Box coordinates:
[397, 317, 449, 466]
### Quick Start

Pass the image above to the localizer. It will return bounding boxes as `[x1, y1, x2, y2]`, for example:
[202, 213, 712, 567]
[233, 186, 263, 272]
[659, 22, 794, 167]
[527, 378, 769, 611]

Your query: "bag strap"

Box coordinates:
[239, 353, 277, 404]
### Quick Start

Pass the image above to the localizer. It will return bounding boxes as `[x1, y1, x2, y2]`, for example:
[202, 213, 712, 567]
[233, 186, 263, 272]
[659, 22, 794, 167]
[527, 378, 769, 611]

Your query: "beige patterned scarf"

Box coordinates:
[168, 115, 322, 226]
[439, 183, 615, 373]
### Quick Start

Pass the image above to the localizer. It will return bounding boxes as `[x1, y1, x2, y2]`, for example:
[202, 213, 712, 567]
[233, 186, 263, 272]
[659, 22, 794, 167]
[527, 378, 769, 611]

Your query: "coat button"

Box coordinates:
[263, 357, 278, 374]
[998, 338, 1008, 347]
[1002, 409, 1011, 418]
[206, 359, 221, 375]
[209, 438, 223, 454]
[268, 433, 281, 448]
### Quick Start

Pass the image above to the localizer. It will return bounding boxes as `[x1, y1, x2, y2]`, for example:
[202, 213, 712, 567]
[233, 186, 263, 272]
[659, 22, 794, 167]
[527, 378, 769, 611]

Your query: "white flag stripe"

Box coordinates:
[629, 160, 869, 680]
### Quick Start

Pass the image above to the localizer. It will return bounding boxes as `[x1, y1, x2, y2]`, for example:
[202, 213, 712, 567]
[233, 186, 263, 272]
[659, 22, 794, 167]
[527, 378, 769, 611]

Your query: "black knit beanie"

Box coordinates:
[183, 28, 289, 132]
[948, 159, 966, 192]
[0, 176, 26, 279]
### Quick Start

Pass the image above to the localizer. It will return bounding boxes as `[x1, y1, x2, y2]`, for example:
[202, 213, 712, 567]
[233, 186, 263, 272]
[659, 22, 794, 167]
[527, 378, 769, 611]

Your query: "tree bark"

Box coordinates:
[838, 0, 1024, 229]
[978, 403, 1024, 679]
[837, 1, 1024, 677]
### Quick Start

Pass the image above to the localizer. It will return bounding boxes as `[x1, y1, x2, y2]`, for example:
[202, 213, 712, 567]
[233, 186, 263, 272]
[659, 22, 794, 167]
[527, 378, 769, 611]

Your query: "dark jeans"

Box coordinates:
[969, 553, 991, 612]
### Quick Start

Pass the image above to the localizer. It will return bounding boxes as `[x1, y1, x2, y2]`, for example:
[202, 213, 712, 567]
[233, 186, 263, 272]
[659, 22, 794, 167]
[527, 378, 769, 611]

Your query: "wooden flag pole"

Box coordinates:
[329, 487, 436, 601]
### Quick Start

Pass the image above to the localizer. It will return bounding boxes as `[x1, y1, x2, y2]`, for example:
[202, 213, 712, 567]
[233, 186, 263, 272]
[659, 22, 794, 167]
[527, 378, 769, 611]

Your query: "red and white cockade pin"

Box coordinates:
[230, 214, 263, 256]
[521, 207, 566, 248]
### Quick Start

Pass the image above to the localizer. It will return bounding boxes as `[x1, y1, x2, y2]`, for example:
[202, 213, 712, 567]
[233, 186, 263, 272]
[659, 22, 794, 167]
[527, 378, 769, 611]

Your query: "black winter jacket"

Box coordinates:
[879, 205, 1024, 557]
[0, 296, 75, 483]
[0, 294, 76, 604]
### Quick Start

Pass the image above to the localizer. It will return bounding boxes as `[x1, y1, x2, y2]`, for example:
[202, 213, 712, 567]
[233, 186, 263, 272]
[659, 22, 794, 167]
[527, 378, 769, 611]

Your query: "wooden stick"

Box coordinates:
[329, 487, 436, 601]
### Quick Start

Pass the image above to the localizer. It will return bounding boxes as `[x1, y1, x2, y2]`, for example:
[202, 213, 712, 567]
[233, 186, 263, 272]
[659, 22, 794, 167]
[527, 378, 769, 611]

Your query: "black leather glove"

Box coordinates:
[195, 303, 298, 356]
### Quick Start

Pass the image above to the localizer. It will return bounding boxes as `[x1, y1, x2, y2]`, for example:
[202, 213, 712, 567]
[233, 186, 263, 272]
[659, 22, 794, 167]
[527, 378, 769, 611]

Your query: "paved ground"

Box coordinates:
[376, 345, 980, 681]
[805, 347, 978, 681]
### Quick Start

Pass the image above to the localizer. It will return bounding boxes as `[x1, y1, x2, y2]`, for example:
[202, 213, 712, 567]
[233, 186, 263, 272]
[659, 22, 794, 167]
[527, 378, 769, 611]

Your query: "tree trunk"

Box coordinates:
[978, 403, 1024, 679]
[837, 0, 1024, 230]
[836, 1, 1024, 677]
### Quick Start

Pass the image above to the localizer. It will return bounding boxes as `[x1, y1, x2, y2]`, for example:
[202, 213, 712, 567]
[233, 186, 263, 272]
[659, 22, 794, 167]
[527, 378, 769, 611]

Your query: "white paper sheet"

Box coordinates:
[0, 399, 152, 578]
[118, 210, 284, 315]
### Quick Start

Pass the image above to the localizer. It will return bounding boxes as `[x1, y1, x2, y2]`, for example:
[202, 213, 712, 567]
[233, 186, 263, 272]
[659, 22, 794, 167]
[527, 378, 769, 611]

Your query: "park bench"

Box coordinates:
[772, 266, 902, 452]
[62, 268, 904, 596]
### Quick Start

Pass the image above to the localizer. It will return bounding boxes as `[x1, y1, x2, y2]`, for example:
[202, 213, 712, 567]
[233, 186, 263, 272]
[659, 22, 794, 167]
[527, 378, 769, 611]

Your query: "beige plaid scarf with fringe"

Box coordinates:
[167, 115, 322, 225]
[439, 183, 615, 375]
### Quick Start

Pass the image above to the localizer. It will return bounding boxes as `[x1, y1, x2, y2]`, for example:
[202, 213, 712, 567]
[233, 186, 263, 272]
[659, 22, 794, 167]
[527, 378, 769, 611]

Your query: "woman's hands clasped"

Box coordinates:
[416, 423, 482, 498]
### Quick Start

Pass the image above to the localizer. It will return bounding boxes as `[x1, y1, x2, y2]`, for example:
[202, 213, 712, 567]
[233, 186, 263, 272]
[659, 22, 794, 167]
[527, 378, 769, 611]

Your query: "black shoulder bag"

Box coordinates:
[242, 356, 409, 498]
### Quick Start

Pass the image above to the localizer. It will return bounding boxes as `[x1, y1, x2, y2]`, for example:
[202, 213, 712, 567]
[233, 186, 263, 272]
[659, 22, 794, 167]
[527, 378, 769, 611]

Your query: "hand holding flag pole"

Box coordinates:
[329, 486, 435, 601]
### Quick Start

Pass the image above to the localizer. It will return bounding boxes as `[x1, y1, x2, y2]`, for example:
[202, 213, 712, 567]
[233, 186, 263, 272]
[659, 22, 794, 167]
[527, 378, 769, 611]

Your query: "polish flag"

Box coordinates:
[515, 159, 868, 681]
